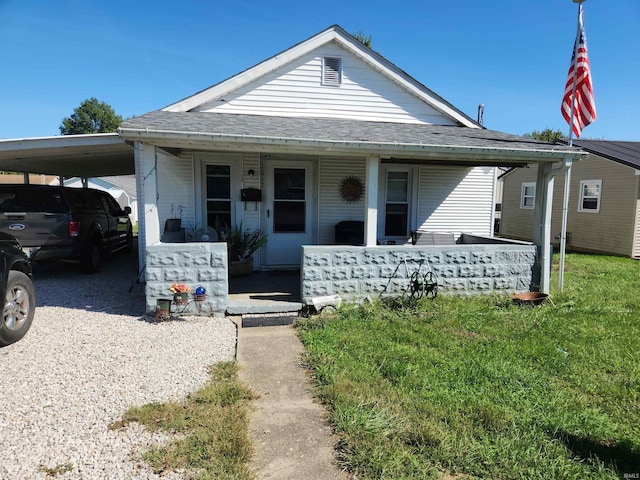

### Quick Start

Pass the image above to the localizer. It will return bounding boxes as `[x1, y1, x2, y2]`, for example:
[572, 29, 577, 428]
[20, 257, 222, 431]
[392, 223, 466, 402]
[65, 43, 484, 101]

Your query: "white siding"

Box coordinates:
[157, 150, 195, 230]
[317, 156, 367, 244]
[196, 44, 455, 126]
[417, 166, 495, 236]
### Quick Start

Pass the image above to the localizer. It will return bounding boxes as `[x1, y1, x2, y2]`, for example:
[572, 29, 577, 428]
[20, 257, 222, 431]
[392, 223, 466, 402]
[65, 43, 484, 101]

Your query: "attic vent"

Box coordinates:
[323, 56, 342, 85]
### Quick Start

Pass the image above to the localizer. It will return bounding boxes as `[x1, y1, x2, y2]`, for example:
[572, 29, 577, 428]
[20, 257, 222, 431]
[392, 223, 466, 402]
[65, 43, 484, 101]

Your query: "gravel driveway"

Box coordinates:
[0, 246, 237, 479]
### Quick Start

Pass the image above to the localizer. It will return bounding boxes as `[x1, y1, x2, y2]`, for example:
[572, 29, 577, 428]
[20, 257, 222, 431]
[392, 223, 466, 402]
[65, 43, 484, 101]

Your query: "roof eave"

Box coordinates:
[119, 127, 586, 163]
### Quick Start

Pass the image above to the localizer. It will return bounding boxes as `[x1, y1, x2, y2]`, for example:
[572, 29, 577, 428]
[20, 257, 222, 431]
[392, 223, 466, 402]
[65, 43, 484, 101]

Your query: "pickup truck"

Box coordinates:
[0, 185, 133, 273]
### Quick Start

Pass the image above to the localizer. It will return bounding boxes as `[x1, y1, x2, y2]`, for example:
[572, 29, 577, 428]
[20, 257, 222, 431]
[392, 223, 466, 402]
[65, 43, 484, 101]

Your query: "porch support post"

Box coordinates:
[532, 163, 554, 294]
[364, 155, 379, 246]
[134, 141, 161, 272]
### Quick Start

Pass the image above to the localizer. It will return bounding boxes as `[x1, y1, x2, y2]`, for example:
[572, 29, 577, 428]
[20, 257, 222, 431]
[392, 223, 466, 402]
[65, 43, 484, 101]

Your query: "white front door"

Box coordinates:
[265, 161, 314, 267]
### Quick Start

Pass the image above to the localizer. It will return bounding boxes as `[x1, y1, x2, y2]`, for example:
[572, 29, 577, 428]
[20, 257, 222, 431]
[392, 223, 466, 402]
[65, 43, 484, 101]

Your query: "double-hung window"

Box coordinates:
[206, 165, 232, 229]
[578, 179, 601, 212]
[520, 182, 535, 209]
[384, 171, 410, 237]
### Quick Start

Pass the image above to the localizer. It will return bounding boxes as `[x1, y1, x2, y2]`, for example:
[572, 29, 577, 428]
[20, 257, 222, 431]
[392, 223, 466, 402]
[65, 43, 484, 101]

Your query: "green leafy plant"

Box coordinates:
[221, 223, 268, 261]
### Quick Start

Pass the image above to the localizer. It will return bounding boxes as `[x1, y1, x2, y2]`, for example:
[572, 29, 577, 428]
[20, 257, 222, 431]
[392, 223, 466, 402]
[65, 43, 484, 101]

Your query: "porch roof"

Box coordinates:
[120, 111, 586, 165]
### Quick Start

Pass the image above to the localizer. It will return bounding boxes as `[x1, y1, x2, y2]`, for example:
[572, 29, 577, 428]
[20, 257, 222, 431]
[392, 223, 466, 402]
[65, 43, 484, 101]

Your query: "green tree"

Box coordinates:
[59, 98, 123, 135]
[523, 128, 565, 143]
[353, 31, 372, 48]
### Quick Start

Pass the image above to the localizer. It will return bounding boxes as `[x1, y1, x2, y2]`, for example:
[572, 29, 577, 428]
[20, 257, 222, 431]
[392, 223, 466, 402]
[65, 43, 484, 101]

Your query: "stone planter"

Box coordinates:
[229, 258, 253, 278]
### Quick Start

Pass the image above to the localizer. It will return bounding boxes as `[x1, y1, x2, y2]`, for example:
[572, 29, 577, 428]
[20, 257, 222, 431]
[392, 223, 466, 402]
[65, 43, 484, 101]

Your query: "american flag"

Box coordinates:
[561, 4, 596, 138]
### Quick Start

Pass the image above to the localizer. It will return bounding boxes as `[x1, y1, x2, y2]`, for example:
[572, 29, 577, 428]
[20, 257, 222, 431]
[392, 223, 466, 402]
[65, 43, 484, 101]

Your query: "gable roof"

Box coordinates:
[163, 25, 480, 128]
[120, 111, 584, 164]
[557, 139, 640, 170]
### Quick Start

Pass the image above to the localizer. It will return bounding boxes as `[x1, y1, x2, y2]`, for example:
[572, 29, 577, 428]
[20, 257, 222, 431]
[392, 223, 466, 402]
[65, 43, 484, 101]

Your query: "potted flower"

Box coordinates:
[220, 223, 268, 277]
[170, 282, 190, 305]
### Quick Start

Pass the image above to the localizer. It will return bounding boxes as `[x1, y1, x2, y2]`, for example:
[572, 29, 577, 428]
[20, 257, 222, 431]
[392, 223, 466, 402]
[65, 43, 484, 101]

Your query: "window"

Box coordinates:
[384, 171, 410, 237]
[520, 182, 535, 209]
[206, 164, 232, 229]
[322, 57, 342, 85]
[579, 179, 601, 212]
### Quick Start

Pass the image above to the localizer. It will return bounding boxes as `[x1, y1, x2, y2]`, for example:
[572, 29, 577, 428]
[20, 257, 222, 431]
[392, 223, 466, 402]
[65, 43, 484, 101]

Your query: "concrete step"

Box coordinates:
[242, 312, 300, 327]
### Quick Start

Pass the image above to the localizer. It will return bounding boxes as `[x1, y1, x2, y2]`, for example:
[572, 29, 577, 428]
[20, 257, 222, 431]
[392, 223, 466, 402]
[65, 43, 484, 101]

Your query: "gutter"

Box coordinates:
[118, 127, 586, 162]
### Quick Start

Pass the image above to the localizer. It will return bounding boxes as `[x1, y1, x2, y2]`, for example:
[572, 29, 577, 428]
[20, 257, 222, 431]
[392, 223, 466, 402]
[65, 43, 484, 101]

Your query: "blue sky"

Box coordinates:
[1, 0, 638, 140]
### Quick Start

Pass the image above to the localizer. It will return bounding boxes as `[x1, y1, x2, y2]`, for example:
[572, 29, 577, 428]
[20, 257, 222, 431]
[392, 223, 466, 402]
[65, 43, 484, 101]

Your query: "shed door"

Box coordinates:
[265, 161, 313, 267]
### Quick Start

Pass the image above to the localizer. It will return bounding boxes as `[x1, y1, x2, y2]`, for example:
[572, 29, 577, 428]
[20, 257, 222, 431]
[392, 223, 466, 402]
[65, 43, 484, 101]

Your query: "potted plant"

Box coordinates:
[165, 204, 185, 232]
[170, 282, 190, 305]
[221, 223, 268, 277]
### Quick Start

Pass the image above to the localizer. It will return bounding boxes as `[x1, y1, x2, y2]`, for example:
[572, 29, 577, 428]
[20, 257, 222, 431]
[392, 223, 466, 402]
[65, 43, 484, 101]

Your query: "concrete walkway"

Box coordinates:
[237, 324, 350, 480]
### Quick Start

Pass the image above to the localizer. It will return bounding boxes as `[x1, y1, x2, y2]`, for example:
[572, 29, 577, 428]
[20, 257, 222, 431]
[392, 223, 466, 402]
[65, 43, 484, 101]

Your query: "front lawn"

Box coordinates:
[297, 253, 640, 479]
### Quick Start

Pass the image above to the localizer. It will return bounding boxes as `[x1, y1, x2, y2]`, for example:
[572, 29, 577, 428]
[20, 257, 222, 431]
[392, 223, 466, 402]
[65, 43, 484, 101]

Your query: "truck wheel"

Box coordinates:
[0, 271, 36, 347]
[81, 241, 101, 273]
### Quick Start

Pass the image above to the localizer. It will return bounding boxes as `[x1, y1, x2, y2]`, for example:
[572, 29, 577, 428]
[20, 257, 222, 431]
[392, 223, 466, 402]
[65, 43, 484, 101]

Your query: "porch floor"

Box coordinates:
[227, 270, 303, 318]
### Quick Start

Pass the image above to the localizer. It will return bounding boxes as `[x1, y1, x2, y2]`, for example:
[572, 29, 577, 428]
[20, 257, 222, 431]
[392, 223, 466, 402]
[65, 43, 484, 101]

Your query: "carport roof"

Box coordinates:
[0, 133, 134, 177]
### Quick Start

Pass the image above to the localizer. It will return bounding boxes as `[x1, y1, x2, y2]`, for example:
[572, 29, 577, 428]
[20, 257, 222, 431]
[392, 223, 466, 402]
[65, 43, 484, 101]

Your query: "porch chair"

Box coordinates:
[411, 230, 456, 246]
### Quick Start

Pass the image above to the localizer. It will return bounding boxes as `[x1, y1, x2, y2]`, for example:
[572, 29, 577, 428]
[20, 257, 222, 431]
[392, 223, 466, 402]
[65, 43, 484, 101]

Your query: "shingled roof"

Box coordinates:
[121, 111, 583, 162]
[558, 139, 640, 170]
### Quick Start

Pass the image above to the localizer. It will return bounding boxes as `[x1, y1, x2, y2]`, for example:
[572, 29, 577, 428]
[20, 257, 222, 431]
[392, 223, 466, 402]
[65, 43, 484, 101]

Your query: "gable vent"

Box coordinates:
[323, 56, 342, 85]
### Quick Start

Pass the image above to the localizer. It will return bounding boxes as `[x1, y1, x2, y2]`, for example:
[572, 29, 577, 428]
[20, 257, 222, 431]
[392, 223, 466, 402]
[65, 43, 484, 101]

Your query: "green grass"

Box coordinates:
[297, 253, 640, 479]
[116, 362, 256, 480]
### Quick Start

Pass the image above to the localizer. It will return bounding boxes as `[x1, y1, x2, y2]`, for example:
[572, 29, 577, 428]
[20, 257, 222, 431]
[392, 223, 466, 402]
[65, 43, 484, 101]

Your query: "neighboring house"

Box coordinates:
[500, 140, 640, 258]
[0, 173, 57, 185]
[50, 175, 138, 225]
[117, 24, 585, 313]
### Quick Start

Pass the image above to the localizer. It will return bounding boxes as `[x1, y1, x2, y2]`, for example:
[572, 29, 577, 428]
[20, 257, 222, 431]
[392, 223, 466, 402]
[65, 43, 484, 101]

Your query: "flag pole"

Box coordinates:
[559, 0, 586, 292]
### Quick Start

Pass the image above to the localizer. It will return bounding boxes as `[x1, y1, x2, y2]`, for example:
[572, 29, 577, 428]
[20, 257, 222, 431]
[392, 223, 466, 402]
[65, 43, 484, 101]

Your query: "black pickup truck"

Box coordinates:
[0, 185, 133, 273]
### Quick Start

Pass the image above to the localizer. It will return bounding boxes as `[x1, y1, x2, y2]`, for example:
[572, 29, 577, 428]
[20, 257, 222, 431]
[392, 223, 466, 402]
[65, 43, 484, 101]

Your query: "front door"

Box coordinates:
[265, 161, 314, 267]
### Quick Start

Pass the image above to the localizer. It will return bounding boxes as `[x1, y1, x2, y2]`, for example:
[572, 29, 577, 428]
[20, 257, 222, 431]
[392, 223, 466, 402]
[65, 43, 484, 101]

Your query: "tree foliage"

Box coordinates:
[523, 128, 565, 143]
[59, 98, 123, 135]
[353, 31, 372, 48]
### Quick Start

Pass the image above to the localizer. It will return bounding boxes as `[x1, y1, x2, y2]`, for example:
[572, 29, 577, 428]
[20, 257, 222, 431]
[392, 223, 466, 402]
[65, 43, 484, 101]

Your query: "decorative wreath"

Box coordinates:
[339, 175, 364, 203]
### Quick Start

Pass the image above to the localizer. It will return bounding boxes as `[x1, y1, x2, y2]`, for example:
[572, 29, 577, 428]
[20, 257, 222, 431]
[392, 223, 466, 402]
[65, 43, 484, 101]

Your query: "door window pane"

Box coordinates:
[273, 168, 306, 233]
[275, 169, 305, 200]
[274, 201, 305, 232]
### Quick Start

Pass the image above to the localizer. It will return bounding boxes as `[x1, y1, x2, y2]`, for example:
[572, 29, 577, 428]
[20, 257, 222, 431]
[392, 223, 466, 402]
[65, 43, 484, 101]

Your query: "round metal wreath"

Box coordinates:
[339, 175, 364, 203]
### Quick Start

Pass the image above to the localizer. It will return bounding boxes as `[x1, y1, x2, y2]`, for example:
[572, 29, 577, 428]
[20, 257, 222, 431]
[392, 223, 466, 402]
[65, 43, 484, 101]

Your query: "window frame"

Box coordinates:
[578, 179, 602, 213]
[378, 166, 417, 241]
[322, 56, 342, 86]
[520, 182, 536, 209]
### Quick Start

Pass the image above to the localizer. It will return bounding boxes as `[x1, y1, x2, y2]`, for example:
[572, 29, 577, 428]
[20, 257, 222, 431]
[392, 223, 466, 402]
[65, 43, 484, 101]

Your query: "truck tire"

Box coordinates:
[0, 271, 36, 347]
[81, 240, 102, 273]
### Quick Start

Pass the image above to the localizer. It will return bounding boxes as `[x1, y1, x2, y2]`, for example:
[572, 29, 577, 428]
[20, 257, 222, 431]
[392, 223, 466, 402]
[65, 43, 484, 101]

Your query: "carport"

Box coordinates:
[0, 133, 134, 178]
[0, 132, 138, 266]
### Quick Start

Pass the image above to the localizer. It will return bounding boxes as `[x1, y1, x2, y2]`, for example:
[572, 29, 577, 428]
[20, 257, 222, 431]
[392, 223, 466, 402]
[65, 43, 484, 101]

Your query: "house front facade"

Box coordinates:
[500, 140, 640, 258]
[118, 25, 586, 314]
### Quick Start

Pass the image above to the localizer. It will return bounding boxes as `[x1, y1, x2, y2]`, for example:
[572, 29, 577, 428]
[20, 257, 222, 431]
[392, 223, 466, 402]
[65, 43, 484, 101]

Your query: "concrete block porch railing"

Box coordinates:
[145, 242, 228, 315]
[300, 237, 537, 303]
[144, 236, 537, 315]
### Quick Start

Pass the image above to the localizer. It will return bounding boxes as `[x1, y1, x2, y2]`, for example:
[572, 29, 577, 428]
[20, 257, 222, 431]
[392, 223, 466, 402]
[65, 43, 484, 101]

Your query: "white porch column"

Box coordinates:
[532, 163, 554, 294]
[364, 155, 380, 246]
[134, 141, 161, 272]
